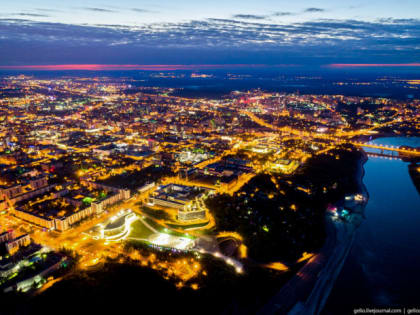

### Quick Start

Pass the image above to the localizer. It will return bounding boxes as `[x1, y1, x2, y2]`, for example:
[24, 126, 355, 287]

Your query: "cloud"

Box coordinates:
[82, 7, 116, 13]
[232, 14, 267, 20]
[14, 13, 50, 18]
[272, 12, 293, 17]
[0, 17, 418, 65]
[35, 8, 61, 13]
[2, 17, 419, 49]
[304, 8, 325, 13]
[131, 8, 154, 13]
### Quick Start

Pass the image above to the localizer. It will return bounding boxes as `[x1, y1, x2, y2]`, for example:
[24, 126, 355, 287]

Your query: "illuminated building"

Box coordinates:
[10, 181, 130, 231]
[5, 234, 31, 255]
[149, 184, 210, 221]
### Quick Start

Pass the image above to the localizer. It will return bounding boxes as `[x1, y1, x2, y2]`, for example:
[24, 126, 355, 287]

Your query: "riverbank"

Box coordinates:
[289, 152, 369, 314]
[408, 163, 420, 195]
[322, 136, 420, 312]
[259, 151, 369, 315]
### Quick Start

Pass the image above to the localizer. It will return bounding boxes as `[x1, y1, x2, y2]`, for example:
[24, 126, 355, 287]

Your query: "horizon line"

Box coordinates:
[328, 63, 420, 68]
[0, 64, 298, 71]
[1, 63, 419, 71]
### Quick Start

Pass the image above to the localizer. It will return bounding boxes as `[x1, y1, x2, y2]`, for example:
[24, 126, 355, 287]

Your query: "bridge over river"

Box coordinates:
[350, 142, 420, 157]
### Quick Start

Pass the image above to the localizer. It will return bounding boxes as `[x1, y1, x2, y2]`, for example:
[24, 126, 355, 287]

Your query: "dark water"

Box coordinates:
[323, 137, 420, 314]
[3, 69, 420, 99]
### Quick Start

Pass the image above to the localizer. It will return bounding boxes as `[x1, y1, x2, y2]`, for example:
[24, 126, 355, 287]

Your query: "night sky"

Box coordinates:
[1, 0, 419, 68]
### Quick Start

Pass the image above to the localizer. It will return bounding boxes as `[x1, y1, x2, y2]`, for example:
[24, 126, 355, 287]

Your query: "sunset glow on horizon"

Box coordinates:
[2, 64, 420, 71]
[328, 63, 420, 68]
[0, 64, 274, 71]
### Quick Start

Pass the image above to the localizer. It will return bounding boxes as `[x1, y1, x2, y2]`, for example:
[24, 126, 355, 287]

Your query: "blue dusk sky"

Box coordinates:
[0, 0, 419, 67]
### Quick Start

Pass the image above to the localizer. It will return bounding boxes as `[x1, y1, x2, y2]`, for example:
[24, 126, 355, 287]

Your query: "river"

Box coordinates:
[322, 137, 420, 314]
